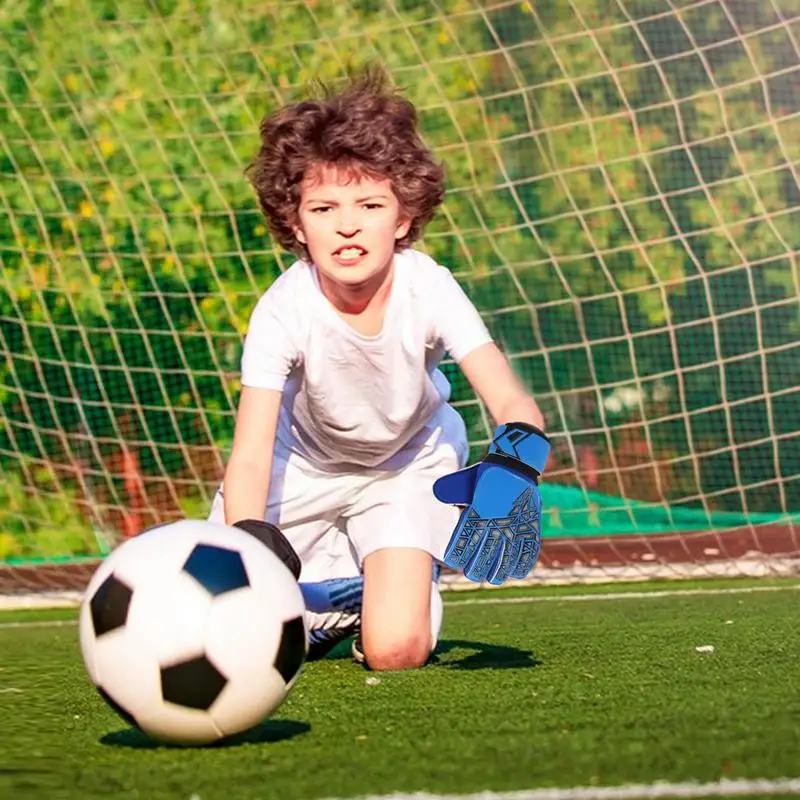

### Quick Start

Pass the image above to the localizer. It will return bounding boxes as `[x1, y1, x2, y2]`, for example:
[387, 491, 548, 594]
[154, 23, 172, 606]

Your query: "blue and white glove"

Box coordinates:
[433, 422, 550, 585]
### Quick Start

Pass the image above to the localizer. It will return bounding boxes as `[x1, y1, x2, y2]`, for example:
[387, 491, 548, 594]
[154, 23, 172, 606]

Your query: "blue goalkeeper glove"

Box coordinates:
[432, 422, 550, 585]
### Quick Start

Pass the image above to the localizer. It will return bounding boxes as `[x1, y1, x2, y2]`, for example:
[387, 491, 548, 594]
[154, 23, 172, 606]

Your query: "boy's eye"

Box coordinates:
[310, 206, 331, 214]
[364, 203, 383, 210]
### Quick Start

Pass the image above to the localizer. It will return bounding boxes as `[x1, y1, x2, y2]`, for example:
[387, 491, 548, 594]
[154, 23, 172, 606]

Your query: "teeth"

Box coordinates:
[338, 248, 364, 258]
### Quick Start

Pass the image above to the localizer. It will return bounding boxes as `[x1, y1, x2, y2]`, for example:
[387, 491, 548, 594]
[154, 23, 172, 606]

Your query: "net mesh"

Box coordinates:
[1, 0, 799, 591]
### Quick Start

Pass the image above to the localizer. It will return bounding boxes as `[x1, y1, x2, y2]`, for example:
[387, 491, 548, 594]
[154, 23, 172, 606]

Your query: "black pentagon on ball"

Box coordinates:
[160, 654, 228, 711]
[182, 543, 249, 597]
[273, 616, 306, 684]
[90, 573, 134, 637]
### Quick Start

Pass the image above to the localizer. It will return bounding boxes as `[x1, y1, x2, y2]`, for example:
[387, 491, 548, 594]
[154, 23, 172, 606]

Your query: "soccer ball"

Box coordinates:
[79, 519, 308, 746]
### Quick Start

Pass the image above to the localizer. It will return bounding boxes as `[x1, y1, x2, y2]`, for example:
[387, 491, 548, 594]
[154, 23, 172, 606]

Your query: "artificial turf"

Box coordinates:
[2, 579, 799, 800]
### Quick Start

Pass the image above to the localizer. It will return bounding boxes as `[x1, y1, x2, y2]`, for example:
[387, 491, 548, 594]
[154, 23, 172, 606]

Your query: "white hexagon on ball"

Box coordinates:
[79, 519, 308, 746]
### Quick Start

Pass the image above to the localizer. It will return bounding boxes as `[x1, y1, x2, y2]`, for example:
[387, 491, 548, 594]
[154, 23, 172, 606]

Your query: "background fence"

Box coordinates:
[1, 0, 798, 587]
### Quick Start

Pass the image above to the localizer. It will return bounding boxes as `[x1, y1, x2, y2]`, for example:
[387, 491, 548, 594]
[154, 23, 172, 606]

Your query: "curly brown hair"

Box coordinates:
[245, 65, 445, 258]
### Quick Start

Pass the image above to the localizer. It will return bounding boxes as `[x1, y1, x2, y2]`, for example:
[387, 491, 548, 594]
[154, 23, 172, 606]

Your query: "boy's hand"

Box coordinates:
[233, 519, 302, 580]
[432, 423, 550, 585]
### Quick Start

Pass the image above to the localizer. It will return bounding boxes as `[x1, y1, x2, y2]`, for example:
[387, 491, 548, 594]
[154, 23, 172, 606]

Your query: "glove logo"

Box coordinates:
[493, 427, 530, 459]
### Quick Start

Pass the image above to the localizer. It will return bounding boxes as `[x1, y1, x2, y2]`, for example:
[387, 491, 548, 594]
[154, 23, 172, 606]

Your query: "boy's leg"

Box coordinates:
[353, 549, 442, 669]
[345, 404, 466, 671]
[299, 528, 363, 661]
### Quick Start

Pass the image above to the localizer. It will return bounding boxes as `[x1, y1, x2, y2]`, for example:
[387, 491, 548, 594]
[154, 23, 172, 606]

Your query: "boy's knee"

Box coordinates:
[363, 632, 432, 671]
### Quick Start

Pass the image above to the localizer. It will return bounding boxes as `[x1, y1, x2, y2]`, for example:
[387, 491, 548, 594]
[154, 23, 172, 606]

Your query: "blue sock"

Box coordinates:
[300, 575, 364, 615]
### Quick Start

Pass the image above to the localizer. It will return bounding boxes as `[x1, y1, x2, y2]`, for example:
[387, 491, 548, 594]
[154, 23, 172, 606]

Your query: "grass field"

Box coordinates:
[3, 578, 800, 800]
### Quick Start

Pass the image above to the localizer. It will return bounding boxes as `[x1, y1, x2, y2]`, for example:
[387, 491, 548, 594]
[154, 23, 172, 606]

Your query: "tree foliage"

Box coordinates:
[1, 0, 797, 544]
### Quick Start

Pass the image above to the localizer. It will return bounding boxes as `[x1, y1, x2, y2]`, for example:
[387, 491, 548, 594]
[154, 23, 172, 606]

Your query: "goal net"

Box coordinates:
[2, 0, 799, 596]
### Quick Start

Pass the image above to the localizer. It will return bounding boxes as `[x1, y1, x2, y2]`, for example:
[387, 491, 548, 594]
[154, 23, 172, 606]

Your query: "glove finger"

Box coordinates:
[441, 509, 484, 571]
[432, 464, 480, 506]
[507, 486, 543, 581]
[509, 533, 542, 580]
[464, 533, 504, 584]
[487, 534, 520, 585]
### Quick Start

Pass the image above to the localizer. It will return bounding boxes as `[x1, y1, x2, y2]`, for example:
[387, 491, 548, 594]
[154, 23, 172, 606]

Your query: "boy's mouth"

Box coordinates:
[332, 245, 368, 264]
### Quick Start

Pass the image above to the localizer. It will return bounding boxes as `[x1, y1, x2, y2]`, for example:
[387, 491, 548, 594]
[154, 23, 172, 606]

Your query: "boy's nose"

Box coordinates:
[336, 207, 362, 235]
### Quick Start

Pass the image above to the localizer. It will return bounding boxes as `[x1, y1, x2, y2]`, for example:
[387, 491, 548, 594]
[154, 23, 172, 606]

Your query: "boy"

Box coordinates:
[208, 66, 548, 671]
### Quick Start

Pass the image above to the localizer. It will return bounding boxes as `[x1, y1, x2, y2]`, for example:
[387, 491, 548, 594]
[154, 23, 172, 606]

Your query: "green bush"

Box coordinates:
[0, 464, 100, 561]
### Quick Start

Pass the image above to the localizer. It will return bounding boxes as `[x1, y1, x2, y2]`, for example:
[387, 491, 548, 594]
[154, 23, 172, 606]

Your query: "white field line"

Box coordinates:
[0, 619, 78, 630]
[331, 777, 800, 800]
[443, 583, 800, 607]
[1, 583, 799, 631]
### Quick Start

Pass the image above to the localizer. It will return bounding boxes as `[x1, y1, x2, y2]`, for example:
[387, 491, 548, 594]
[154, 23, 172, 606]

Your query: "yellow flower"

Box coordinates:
[99, 138, 115, 158]
[0, 533, 21, 559]
[31, 265, 48, 288]
[79, 200, 94, 218]
[147, 228, 165, 246]
[65, 74, 80, 92]
[437, 31, 449, 45]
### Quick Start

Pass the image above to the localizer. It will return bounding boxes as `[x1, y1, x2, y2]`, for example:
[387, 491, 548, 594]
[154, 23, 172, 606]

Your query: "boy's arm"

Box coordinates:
[458, 342, 545, 431]
[223, 386, 283, 525]
[428, 265, 544, 431]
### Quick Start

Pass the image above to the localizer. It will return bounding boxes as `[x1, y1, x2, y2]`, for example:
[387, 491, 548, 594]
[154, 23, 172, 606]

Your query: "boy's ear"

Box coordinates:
[395, 216, 412, 240]
[294, 225, 307, 245]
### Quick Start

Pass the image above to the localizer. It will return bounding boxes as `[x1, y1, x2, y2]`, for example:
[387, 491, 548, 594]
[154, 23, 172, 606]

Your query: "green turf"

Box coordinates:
[2, 580, 800, 800]
[3, 574, 799, 624]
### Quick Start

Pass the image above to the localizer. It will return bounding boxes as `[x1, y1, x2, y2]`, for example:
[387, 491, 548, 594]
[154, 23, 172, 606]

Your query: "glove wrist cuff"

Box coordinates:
[488, 422, 551, 475]
[482, 451, 543, 483]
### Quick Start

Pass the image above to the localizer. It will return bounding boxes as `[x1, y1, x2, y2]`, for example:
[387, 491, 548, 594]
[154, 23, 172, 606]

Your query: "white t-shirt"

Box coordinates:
[240, 248, 493, 470]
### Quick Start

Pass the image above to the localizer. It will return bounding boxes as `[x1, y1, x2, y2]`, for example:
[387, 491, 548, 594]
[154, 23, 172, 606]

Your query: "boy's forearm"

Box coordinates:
[494, 394, 546, 432]
[222, 458, 272, 526]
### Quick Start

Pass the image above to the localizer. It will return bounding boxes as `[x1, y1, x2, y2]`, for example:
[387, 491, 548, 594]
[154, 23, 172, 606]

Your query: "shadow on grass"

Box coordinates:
[316, 637, 540, 671]
[100, 719, 310, 750]
[434, 638, 542, 670]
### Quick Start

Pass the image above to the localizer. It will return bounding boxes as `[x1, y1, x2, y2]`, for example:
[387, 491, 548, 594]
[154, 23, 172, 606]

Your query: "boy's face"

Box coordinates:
[294, 163, 411, 289]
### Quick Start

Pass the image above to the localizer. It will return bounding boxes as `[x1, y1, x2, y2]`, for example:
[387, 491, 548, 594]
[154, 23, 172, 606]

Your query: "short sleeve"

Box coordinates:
[240, 295, 299, 391]
[432, 266, 493, 362]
